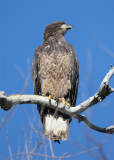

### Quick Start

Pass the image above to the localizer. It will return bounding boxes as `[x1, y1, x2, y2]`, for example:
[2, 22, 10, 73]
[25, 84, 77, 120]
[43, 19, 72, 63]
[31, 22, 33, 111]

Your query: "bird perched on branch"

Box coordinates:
[32, 21, 79, 143]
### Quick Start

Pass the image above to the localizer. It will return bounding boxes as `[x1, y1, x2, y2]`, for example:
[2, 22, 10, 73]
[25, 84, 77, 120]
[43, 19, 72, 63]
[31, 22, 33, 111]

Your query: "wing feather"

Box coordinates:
[70, 45, 79, 106]
[32, 47, 41, 95]
[33, 46, 45, 121]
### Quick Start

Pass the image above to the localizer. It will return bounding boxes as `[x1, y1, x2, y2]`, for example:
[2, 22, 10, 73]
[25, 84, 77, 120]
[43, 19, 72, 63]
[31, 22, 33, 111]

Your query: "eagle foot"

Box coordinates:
[42, 94, 56, 105]
[42, 94, 56, 100]
[59, 98, 70, 107]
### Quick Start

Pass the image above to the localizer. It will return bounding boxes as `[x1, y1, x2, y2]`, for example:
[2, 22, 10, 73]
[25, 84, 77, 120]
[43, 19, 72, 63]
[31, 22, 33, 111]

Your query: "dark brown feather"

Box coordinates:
[32, 21, 79, 141]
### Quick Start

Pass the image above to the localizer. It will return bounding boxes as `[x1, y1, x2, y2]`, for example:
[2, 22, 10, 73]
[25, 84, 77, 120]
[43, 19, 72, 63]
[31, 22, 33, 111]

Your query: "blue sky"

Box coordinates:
[0, 0, 114, 159]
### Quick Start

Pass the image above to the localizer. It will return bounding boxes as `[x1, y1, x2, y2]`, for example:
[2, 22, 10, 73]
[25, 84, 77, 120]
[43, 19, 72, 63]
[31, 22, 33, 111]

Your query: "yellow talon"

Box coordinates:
[59, 98, 70, 107]
[48, 95, 52, 100]
[42, 95, 70, 107]
[42, 94, 56, 100]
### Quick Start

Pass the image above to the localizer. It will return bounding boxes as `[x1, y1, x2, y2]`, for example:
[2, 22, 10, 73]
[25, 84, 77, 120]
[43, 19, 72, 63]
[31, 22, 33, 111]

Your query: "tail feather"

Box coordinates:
[43, 114, 69, 141]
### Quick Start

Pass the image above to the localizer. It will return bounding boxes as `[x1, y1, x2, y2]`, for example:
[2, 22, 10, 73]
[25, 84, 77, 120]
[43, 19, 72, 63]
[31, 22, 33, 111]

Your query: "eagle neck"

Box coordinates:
[44, 34, 66, 43]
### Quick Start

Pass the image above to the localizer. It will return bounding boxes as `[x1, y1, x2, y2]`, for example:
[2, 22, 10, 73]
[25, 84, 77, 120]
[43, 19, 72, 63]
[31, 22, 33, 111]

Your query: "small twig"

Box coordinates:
[58, 152, 68, 160]
[49, 139, 55, 160]
[45, 145, 48, 160]
[15, 58, 31, 94]
[95, 36, 114, 57]
[0, 108, 16, 131]
[23, 130, 29, 160]
[87, 134, 107, 160]
[5, 146, 99, 160]
[16, 138, 21, 160]
[6, 126, 13, 160]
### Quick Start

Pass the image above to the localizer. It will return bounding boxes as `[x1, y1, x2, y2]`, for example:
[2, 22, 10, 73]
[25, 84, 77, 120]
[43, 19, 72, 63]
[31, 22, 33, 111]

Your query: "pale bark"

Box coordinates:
[0, 66, 114, 134]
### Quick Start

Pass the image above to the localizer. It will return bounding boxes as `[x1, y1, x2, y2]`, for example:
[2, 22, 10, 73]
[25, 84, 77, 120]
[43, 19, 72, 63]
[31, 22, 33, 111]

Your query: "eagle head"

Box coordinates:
[44, 21, 73, 41]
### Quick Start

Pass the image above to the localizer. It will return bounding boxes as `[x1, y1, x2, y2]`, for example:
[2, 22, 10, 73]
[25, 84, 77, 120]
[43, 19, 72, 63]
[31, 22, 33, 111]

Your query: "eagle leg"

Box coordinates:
[59, 98, 70, 107]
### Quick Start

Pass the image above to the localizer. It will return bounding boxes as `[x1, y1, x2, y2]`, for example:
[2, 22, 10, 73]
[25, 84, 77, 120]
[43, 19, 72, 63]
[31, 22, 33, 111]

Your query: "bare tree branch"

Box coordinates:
[87, 134, 107, 160]
[95, 36, 114, 57]
[0, 66, 114, 134]
[5, 147, 99, 160]
[77, 115, 114, 134]
[6, 126, 13, 160]
[49, 139, 55, 160]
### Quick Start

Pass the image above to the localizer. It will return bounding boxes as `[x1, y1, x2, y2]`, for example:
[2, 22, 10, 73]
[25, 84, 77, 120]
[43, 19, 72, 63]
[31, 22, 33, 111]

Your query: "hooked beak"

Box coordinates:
[61, 24, 73, 30]
[65, 24, 73, 29]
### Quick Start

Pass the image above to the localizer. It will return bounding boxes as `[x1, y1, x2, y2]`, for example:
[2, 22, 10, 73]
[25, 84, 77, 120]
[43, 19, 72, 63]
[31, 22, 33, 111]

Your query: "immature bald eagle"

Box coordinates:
[32, 21, 79, 142]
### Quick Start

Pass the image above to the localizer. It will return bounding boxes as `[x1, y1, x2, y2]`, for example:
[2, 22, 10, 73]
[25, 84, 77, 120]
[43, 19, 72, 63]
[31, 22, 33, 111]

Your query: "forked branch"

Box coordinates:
[0, 66, 114, 134]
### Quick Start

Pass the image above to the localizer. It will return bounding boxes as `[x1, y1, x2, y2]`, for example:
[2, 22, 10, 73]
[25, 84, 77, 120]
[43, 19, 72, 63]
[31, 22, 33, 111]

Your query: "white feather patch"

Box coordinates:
[44, 114, 68, 140]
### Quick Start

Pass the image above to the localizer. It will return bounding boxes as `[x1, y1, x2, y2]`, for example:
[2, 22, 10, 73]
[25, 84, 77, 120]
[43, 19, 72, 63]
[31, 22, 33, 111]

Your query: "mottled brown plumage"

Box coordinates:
[32, 21, 79, 142]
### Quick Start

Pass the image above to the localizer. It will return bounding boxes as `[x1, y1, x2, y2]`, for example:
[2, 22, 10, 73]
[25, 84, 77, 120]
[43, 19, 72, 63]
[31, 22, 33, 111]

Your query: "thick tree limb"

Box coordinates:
[0, 66, 114, 134]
